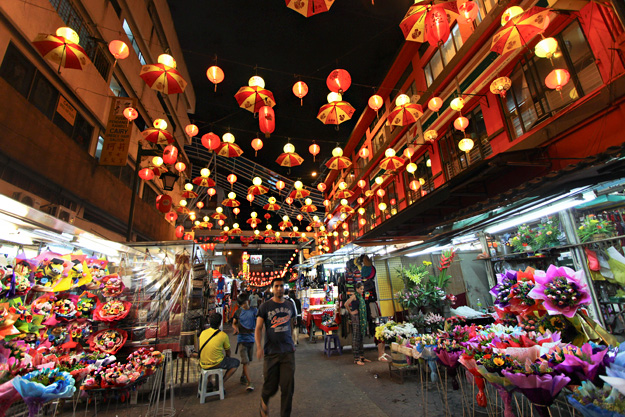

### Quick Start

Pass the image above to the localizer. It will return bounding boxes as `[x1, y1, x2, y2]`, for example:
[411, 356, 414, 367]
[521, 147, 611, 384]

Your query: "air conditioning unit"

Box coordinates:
[44, 205, 77, 224]
[11, 191, 43, 210]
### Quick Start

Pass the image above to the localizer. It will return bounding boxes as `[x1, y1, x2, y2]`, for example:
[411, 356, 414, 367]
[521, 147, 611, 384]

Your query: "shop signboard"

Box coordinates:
[100, 96, 137, 166]
[56, 95, 76, 125]
[250, 255, 262, 264]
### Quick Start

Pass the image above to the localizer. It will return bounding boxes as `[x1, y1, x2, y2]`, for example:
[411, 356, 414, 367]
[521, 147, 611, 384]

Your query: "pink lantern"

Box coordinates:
[175, 162, 186, 173]
[227, 174, 237, 185]
[459, 1, 478, 24]
[368, 95, 384, 112]
[286, 197, 294, 205]
[454, 116, 469, 132]
[139, 167, 154, 181]
[545, 69, 571, 92]
[409, 180, 421, 191]
[403, 147, 415, 159]
[357, 197, 364, 205]
[317, 183, 326, 192]
[357, 179, 366, 188]
[297, 214, 303, 222]
[163, 145, 178, 165]
[233, 207, 240, 215]
[359, 147, 370, 159]
[276, 180, 285, 192]
[206, 66, 224, 91]
[247, 194, 255, 203]
[309, 143, 320, 161]
[376, 189, 386, 198]
[207, 188, 216, 197]
[428, 97, 443, 113]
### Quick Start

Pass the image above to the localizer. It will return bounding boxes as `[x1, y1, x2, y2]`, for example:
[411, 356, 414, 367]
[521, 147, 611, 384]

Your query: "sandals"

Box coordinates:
[361, 357, 371, 363]
[354, 360, 365, 366]
[260, 399, 268, 417]
[378, 353, 392, 363]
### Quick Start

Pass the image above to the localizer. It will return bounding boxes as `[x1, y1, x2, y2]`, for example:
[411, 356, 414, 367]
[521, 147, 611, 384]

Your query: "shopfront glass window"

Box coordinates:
[424, 24, 462, 87]
[0, 43, 35, 98]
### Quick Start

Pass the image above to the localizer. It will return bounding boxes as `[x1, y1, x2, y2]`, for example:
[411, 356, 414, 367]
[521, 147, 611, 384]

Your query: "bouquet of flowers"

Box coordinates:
[577, 214, 615, 243]
[511, 224, 534, 252]
[11, 368, 76, 417]
[100, 274, 125, 298]
[547, 343, 609, 385]
[533, 217, 561, 249]
[127, 347, 163, 376]
[76, 292, 98, 319]
[51, 295, 79, 322]
[93, 300, 131, 322]
[528, 265, 591, 319]
[87, 328, 127, 355]
[568, 381, 625, 417]
[424, 312, 445, 331]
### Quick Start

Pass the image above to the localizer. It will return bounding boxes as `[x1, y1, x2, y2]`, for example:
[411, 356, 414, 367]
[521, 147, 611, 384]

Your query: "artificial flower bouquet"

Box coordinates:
[11, 368, 75, 417]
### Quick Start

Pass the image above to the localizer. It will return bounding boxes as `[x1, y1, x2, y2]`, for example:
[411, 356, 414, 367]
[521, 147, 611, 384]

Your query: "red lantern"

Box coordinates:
[183, 233, 193, 241]
[206, 66, 224, 91]
[276, 180, 285, 192]
[139, 167, 154, 181]
[286, 197, 294, 205]
[317, 183, 326, 192]
[425, 6, 451, 46]
[377, 189, 386, 197]
[185, 124, 198, 137]
[123, 107, 138, 122]
[292, 81, 308, 105]
[259, 106, 275, 138]
[196, 201, 204, 209]
[409, 180, 421, 191]
[175, 225, 185, 238]
[390, 198, 396, 205]
[207, 188, 216, 197]
[459, 1, 478, 24]
[201, 132, 221, 150]
[454, 116, 469, 132]
[368, 95, 383, 112]
[227, 174, 237, 186]
[108, 40, 129, 60]
[165, 211, 177, 222]
[357, 179, 367, 188]
[306, 226, 312, 232]
[163, 145, 178, 165]
[326, 69, 351, 93]
[359, 147, 370, 159]
[309, 143, 320, 161]
[156, 194, 173, 213]
[545, 69, 570, 92]
[428, 97, 443, 113]
[175, 162, 186, 172]
[342, 223, 348, 229]
[251, 138, 263, 156]
[207, 222, 214, 230]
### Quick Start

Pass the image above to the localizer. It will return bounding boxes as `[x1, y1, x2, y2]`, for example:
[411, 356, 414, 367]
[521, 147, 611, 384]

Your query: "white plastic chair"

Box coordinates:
[197, 367, 224, 402]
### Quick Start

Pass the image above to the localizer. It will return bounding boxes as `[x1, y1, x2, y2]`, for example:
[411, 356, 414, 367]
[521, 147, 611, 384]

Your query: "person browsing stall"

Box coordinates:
[255, 277, 297, 417]
[232, 292, 257, 392]
[198, 313, 240, 389]
[345, 282, 370, 366]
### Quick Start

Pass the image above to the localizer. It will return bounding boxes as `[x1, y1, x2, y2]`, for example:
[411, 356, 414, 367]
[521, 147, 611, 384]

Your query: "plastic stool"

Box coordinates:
[324, 333, 342, 357]
[198, 367, 224, 402]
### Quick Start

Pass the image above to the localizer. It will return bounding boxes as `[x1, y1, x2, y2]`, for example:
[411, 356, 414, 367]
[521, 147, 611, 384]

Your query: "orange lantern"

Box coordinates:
[376, 189, 386, 198]
[163, 145, 178, 165]
[156, 195, 172, 213]
[165, 211, 177, 222]
[459, 1, 478, 24]
[201, 132, 221, 150]
[123, 107, 138, 122]
[454, 116, 469, 132]
[259, 105, 275, 138]
[323, 199, 330, 207]
[297, 214, 303, 222]
[409, 180, 421, 191]
[309, 143, 320, 161]
[327, 69, 351, 93]
[357, 179, 367, 188]
[218, 219, 225, 226]
[227, 174, 237, 187]
[175, 162, 186, 172]
[185, 124, 198, 137]
[196, 201, 204, 209]
[403, 147, 415, 159]
[247, 194, 255, 203]
[359, 218, 366, 226]
[359, 147, 370, 159]
[286, 197, 294, 205]
[233, 207, 240, 215]
[428, 97, 443, 113]
[545, 69, 570, 92]
[276, 180, 285, 192]
[139, 168, 154, 181]
[357, 197, 365, 205]
[425, 6, 451, 46]
[175, 225, 185, 238]
[206, 66, 224, 91]
[317, 183, 326, 192]
[108, 40, 129, 60]
[368, 95, 383, 113]
[207, 188, 216, 197]
[251, 138, 263, 156]
[292, 81, 308, 105]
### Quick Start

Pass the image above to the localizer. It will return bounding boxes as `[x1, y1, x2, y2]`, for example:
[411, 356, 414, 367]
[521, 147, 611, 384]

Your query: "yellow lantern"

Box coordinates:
[223, 133, 235, 143]
[252, 177, 262, 186]
[293, 226, 299, 232]
[283, 143, 295, 154]
[490, 77, 512, 98]
[375, 177, 384, 185]
[327, 92, 342, 103]
[294, 181, 303, 190]
[319, 225, 326, 232]
[228, 192, 236, 199]
[305, 198, 312, 205]
[343, 231, 349, 237]
[152, 156, 164, 167]
[535, 37, 558, 59]
[179, 199, 188, 207]
[157, 53, 176, 68]
[154, 119, 168, 130]
[340, 213, 347, 220]
[358, 207, 365, 215]
[313, 215, 320, 222]
[426, 159, 432, 167]
[332, 147, 343, 157]
[378, 202, 387, 211]
[340, 199, 348, 206]
[254, 229, 260, 235]
[56, 27, 80, 44]
[251, 211, 258, 218]
[266, 224, 272, 230]
[458, 138, 474, 153]
[501, 6, 524, 26]
[203, 216, 209, 222]
[248, 76, 265, 88]
[216, 207, 223, 213]
[424, 130, 438, 142]
[450, 97, 464, 112]
[406, 162, 417, 174]
[275, 231, 281, 238]
[395, 94, 411, 106]
[223, 226, 230, 232]
[184, 183, 193, 191]
[268, 196, 277, 204]
[200, 168, 210, 177]
[233, 223, 239, 229]
[384, 148, 396, 158]
[338, 181, 347, 190]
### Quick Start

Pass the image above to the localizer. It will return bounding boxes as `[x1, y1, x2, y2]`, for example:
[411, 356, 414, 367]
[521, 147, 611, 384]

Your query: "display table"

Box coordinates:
[302, 305, 340, 342]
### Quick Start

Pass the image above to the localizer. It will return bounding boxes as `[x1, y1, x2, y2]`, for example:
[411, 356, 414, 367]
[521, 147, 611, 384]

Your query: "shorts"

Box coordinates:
[203, 356, 240, 371]
[239, 342, 254, 365]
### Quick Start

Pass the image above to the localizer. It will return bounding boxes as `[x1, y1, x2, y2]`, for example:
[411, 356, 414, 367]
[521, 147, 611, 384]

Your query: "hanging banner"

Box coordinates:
[100, 96, 137, 166]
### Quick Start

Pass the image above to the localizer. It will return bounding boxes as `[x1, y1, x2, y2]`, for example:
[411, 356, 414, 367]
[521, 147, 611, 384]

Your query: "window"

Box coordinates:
[123, 19, 147, 65]
[0, 43, 35, 97]
[404, 151, 433, 205]
[110, 75, 128, 97]
[424, 24, 463, 87]
[371, 128, 386, 156]
[105, 163, 134, 190]
[142, 183, 159, 207]
[502, 21, 602, 139]
[108, 0, 122, 18]
[30, 73, 59, 119]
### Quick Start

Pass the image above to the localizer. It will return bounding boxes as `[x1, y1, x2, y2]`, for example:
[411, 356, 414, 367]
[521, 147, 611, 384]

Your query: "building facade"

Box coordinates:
[0, 0, 195, 241]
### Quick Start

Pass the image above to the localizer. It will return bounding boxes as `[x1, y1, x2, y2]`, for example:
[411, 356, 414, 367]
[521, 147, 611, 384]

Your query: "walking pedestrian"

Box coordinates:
[346, 282, 370, 366]
[255, 277, 297, 417]
[233, 293, 257, 391]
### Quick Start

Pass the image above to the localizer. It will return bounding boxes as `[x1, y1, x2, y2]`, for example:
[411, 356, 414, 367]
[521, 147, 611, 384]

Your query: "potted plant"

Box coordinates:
[533, 217, 562, 249]
[577, 214, 615, 242]
[511, 224, 534, 252]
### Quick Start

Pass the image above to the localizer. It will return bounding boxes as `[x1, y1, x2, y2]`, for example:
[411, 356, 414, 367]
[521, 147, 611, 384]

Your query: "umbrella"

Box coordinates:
[263, 202, 281, 211]
[286, 0, 334, 17]
[139, 63, 187, 94]
[230, 227, 242, 234]
[255, 234, 264, 240]
[276, 152, 304, 167]
[176, 206, 190, 214]
[193, 177, 216, 187]
[182, 191, 198, 199]
[325, 155, 352, 170]
[339, 205, 355, 214]
[399, 2, 459, 43]
[379, 155, 405, 171]
[289, 189, 310, 199]
[222, 198, 240, 207]
[211, 212, 227, 220]
[289, 231, 301, 237]
[491, 6, 553, 55]
[234, 86, 276, 113]
[248, 185, 269, 195]
[310, 221, 323, 228]
[389, 104, 423, 126]
[317, 101, 355, 125]
[279, 220, 293, 228]
[147, 165, 168, 176]
[334, 189, 353, 199]
[301, 204, 317, 213]
[241, 236, 255, 243]
[32, 33, 89, 71]
[247, 218, 261, 227]
[141, 128, 174, 145]
[216, 142, 244, 158]
[264, 230, 275, 237]
[298, 236, 310, 243]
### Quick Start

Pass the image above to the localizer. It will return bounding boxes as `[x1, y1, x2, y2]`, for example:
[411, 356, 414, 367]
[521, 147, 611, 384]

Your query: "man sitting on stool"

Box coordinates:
[199, 312, 240, 389]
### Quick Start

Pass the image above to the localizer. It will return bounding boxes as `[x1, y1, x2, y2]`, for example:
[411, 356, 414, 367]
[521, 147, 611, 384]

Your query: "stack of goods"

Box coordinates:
[378, 263, 625, 416]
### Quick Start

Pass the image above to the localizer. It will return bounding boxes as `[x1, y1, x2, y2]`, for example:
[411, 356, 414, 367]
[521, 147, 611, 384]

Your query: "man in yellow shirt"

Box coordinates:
[199, 313, 239, 385]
